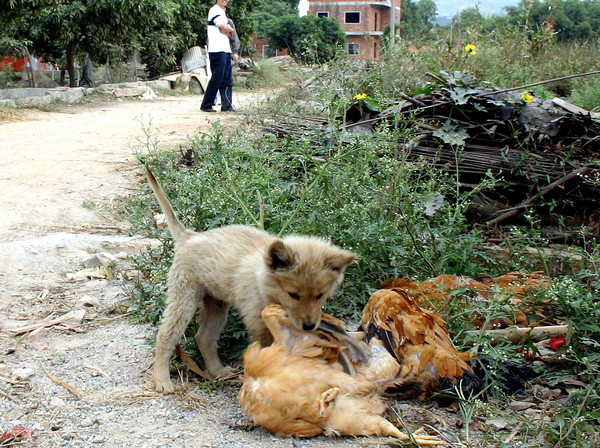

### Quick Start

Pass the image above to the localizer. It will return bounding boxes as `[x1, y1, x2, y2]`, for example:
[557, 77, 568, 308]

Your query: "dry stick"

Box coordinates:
[0, 388, 17, 402]
[7, 310, 86, 336]
[486, 166, 594, 226]
[71, 312, 132, 330]
[503, 422, 524, 444]
[40, 362, 82, 399]
[465, 325, 569, 344]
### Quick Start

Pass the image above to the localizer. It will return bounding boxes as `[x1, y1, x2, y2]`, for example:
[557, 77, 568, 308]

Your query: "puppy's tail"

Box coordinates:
[145, 166, 187, 242]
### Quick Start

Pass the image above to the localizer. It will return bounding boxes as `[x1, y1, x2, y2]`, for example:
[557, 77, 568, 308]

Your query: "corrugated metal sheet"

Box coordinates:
[181, 46, 207, 73]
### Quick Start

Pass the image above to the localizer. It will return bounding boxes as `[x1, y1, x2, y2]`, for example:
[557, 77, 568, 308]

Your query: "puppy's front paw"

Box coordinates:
[154, 376, 175, 394]
[213, 365, 238, 379]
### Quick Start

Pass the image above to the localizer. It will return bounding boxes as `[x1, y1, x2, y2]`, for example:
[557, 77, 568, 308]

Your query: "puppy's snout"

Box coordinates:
[302, 322, 316, 331]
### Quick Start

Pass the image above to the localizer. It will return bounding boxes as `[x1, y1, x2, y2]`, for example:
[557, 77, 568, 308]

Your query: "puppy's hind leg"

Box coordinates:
[195, 295, 235, 379]
[153, 283, 203, 393]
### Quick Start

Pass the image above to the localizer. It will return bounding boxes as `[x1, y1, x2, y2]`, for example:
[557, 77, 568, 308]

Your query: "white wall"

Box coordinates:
[299, 0, 309, 16]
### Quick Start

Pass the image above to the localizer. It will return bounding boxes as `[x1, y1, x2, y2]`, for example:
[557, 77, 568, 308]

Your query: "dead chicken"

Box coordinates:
[238, 304, 443, 445]
[360, 288, 482, 401]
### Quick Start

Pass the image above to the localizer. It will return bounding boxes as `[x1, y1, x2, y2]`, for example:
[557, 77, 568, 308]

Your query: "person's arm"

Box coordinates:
[219, 22, 234, 37]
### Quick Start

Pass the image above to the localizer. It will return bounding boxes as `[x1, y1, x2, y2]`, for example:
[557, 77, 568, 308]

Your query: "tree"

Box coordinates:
[451, 7, 484, 32]
[400, 0, 437, 40]
[506, 0, 600, 42]
[254, 1, 297, 39]
[266, 14, 346, 64]
[2, 0, 263, 84]
[0, 0, 54, 54]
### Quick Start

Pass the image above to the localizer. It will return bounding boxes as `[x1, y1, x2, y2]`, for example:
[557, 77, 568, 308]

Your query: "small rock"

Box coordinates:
[154, 213, 167, 229]
[485, 418, 509, 430]
[82, 252, 117, 269]
[80, 418, 94, 427]
[29, 326, 49, 341]
[510, 400, 535, 411]
[524, 408, 542, 416]
[50, 397, 66, 408]
[12, 367, 35, 380]
[75, 295, 103, 309]
[114, 251, 129, 260]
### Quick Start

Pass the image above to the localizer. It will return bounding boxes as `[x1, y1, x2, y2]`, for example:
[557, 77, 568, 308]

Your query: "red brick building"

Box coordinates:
[307, 0, 401, 60]
[252, 36, 289, 59]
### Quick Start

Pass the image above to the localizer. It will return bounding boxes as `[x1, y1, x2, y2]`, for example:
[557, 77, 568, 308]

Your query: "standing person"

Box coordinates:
[213, 17, 239, 107]
[200, 0, 237, 113]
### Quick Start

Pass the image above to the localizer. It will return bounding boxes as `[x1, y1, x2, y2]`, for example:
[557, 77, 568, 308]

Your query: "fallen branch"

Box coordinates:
[7, 310, 86, 336]
[71, 312, 132, 330]
[83, 364, 110, 378]
[486, 167, 593, 226]
[0, 388, 17, 402]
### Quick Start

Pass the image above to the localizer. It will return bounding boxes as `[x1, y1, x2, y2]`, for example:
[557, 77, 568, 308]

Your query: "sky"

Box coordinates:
[434, 1, 518, 18]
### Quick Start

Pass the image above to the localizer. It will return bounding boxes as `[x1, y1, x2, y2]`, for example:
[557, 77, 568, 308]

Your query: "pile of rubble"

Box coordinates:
[268, 71, 600, 239]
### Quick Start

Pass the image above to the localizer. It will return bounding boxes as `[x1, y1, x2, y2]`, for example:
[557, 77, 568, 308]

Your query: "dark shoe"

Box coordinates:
[200, 107, 217, 113]
[221, 107, 240, 113]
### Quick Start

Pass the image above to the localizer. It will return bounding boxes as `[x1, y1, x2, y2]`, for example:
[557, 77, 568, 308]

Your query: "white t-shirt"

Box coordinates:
[207, 5, 232, 53]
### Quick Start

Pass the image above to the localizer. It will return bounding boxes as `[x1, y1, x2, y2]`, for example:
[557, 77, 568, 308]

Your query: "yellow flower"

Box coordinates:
[521, 92, 533, 103]
[465, 44, 477, 55]
[353, 93, 367, 100]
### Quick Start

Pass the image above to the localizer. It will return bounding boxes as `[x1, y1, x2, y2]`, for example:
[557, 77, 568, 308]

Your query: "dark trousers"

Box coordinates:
[201, 52, 233, 110]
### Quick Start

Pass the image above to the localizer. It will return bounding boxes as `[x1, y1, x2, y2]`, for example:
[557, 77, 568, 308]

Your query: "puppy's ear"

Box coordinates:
[266, 240, 297, 271]
[325, 250, 356, 272]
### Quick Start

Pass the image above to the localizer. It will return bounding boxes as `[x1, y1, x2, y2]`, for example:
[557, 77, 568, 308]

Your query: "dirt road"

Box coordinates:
[0, 94, 376, 448]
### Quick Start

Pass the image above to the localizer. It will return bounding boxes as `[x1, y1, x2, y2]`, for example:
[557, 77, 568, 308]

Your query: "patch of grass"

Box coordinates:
[244, 59, 285, 90]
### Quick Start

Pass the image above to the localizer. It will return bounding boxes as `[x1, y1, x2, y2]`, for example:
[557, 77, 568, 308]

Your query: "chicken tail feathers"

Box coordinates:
[382, 377, 427, 400]
[434, 369, 484, 404]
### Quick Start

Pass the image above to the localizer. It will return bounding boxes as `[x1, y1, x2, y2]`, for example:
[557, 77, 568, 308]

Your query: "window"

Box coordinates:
[345, 11, 360, 24]
[348, 43, 360, 55]
[317, 11, 329, 18]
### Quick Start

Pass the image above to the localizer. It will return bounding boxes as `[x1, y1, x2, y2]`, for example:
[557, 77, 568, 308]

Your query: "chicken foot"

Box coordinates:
[319, 387, 341, 416]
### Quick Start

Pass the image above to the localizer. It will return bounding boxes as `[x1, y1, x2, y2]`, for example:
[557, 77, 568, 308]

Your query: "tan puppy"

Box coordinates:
[145, 167, 356, 393]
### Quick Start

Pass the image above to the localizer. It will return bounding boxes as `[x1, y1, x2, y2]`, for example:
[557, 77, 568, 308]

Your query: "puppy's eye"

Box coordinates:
[316, 293, 324, 301]
[289, 292, 300, 300]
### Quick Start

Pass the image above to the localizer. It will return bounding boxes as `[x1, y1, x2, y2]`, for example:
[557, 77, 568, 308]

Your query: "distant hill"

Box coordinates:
[436, 16, 451, 26]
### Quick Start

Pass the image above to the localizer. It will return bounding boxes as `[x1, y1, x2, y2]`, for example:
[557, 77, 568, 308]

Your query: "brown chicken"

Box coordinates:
[238, 304, 443, 445]
[383, 274, 532, 328]
[360, 288, 482, 401]
[475, 271, 552, 326]
[382, 274, 491, 309]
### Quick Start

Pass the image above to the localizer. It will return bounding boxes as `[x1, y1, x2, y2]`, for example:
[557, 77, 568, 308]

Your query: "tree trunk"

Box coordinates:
[66, 41, 78, 87]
